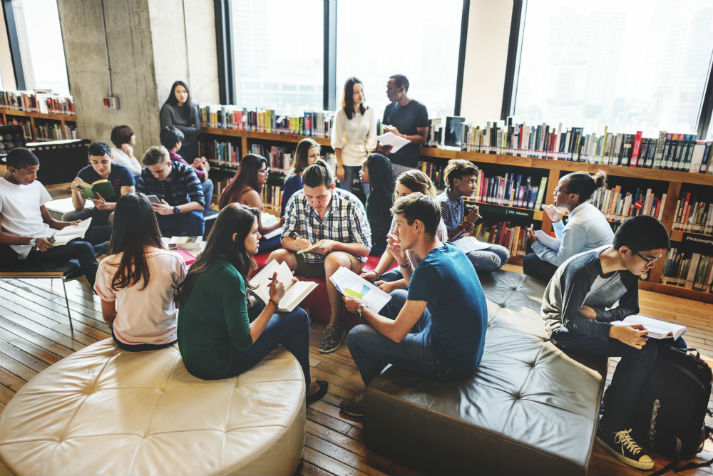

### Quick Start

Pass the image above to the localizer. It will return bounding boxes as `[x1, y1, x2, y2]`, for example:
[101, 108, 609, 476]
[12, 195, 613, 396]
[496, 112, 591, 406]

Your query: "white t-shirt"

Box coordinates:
[94, 248, 186, 346]
[330, 107, 377, 166]
[111, 147, 143, 175]
[0, 177, 55, 258]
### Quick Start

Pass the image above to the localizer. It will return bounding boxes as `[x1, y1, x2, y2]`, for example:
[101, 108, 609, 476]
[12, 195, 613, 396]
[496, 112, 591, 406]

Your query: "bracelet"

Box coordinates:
[399, 262, 410, 269]
[374, 271, 382, 279]
[269, 299, 280, 309]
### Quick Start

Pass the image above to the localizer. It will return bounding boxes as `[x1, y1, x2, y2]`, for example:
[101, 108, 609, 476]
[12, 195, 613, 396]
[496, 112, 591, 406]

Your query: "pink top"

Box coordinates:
[94, 249, 186, 346]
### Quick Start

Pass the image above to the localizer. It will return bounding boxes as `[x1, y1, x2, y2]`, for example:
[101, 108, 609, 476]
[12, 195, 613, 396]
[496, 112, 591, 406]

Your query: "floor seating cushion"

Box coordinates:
[364, 270, 607, 476]
[0, 339, 306, 476]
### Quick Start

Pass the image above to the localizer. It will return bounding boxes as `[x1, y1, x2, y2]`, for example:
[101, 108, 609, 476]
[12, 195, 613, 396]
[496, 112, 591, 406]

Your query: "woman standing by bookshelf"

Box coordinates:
[218, 154, 284, 252]
[331, 77, 377, 197]
[160, 81, 201, 161]
[280, 138, 320, 216]
[360, 153, 395, 255]
[175, 203, 328, 402]
[524, 170, 614, 282]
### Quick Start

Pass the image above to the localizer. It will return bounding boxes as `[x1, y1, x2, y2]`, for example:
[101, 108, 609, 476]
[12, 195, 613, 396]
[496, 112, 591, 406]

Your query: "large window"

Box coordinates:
[513, 0, 713, 136]
[231, 0, 323, 113]
[336, 0, 463, 118]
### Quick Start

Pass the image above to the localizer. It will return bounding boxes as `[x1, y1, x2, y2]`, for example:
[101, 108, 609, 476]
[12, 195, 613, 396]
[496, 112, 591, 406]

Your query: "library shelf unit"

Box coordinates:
[0, 108, 76, 142]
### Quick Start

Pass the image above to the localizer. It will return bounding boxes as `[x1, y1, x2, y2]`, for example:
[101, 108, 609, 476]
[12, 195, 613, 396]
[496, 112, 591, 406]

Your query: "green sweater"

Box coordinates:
[178, 259, 253, 379]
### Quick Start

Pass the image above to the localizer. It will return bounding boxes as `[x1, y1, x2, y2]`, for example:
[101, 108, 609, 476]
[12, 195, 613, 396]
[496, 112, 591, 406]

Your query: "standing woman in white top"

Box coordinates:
[110, 125, 142, 177]
[94, 193, 187, 351]
[331, 77, 377, 196]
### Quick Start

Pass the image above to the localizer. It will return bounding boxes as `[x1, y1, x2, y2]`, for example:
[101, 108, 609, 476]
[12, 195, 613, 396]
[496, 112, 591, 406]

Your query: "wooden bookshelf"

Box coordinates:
[0, 107, 76, 142]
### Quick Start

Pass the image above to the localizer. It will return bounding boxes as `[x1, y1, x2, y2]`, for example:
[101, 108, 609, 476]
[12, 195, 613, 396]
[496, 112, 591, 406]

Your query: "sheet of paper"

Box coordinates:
[535, 230, 560, 252]
[329, 266, 391, 313]
[51, 218, 92, 246]
[376, 132, 411, 154]
[451, 236, 493, 253]
[262, 227, 283, 240]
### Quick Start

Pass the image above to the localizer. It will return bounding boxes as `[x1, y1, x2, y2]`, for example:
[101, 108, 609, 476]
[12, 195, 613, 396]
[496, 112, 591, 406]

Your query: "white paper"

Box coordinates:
[249, 260, 294, 304]
[329, 266, 391, 313]
[262, 227, 283, 240]
[535, 230, 561, 252]
[617, 315, 687, 340]
[51, 218, 92, 246]
[451, 236, 493, 253]
[377, 132, 411, 154]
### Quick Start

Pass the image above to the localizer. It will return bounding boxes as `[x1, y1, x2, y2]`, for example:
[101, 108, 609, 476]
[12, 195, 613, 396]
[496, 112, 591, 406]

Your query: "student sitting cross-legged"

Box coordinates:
[0, 148, 98, 287]
[66, 141, 135, 244]
[340, 193, 488, 418]
[541, 215, 682, 471]
[94, 193, 186, 351]
[268, 160, 371, 354]
[159, 126, 213, 211]
[136, 145, 205, 237]
[175, 203, 328, 403]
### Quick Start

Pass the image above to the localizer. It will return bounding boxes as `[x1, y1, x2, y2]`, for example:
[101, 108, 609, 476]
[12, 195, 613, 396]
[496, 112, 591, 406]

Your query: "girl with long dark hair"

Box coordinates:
[280, 138, 320, 216]
[160, 80, 201, 160]
[94, 193, 186, 351]
[360, 153, 395, 255]
[176, 203, 328, 402]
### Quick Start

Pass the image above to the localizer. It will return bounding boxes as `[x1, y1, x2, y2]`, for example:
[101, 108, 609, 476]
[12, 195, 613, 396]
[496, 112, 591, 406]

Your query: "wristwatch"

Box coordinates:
[173, 206, 180, 215]
[28, 237, 37, 249]
[357, 304, 365, 318]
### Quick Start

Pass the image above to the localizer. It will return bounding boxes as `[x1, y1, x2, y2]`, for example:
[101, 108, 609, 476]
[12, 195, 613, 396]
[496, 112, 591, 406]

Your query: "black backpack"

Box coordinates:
[631, 345, 713, 475]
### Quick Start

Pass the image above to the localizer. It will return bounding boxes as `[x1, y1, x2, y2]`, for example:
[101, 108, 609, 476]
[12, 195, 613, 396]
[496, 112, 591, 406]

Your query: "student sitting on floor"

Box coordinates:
[268, 160, 371, 354]
[66, 141, 135, 244]
[94, 193, 185, 351]
[361, 169, 448, 293]
[218, 153, 285, 253]
[136, 145, 205, 237]
[280, 138, 321, 216]
[159, 126, 213, 211]
[524, 170, 613, 283]
[175, 203, 328, 403]
[339, 193, 488, 418]
[0, 148, 98, 287]
[110, 125, 142, 177]
[436, 160, 509, 272]
[360, 153, 395, 256]
[541, 215, 681, 471]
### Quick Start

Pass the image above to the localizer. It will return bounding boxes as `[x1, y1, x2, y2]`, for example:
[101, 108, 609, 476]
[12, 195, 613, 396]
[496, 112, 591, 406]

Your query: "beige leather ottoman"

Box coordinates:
[0, 339, 306, 476]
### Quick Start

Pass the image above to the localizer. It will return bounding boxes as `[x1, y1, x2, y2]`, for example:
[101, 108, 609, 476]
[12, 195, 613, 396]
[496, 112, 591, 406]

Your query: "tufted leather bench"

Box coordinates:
[0, 339, 306, 476]
[363, 270, 607, 475]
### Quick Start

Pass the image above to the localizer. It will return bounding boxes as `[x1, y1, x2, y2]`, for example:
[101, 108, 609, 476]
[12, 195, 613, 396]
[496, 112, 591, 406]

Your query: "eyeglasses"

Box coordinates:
[259, 168, 270, 175]
[554, 186, 569, 194]
[635, 251, 660, 268]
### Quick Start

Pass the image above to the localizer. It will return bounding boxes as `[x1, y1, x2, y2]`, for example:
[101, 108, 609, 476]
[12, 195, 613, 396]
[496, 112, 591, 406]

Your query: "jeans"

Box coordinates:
[229, 306, 312, 385]
[380, 268, 402, 282]
[340, 165, 369, 197]
[466, 244, 510, 272]
[523, 252, 558, 282]
[201, 179, 214, 211]
[258, 234, 282, 254]
[0, 239, 98, 287]
[156, 210, 205, 237]
[347, 289, 451, 385]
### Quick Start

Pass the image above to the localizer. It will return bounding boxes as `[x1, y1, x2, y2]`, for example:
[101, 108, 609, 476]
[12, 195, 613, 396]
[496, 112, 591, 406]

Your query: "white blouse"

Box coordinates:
[331, 107, 377, 166]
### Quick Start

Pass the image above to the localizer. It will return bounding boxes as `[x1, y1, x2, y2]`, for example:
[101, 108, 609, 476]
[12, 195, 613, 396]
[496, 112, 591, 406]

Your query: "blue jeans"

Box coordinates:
[156, 210, 205, 237]
[466, 244, 510, 272]
[380, 268, 403, 282]
[0, 240, 98, 287]
[258, 234, 282, 253]
[523, 252, 558, 282]
[340, 165, 369, 197]
[347, 289, 452, 385]
[201, 179, 214, 211]
[229, 306, 312, 385]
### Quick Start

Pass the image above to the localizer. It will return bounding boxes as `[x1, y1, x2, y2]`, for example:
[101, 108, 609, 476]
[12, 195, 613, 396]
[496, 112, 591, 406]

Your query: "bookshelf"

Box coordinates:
[0, 108, 77, 142]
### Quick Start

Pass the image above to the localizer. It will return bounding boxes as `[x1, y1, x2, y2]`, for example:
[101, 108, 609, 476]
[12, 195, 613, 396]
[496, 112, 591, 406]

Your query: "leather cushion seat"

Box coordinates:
[364, 271, 607, 475]
[0, 340, 306, 476]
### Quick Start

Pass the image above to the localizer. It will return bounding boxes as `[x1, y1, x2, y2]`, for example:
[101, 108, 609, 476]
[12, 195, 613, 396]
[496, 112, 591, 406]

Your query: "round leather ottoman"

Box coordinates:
[0, 339, 306, 476]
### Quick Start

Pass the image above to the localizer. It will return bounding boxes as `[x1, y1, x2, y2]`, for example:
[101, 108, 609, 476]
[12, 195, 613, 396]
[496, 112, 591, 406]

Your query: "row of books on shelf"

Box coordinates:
[1, 118, 31, 140]
[0, 90, 75, 115]
[453, 119, 713, 173]
[473, 222, 528, 258]
[590, 186, 666, 223]
[199, 139, 241, 167]
[660, 248, 713, 293]
[199, 105, 333, 138]
[35, 123, 77, 141]
[261, 184, 283, 211]
[672, 195, 713, 234]
[249, 144, 293, 172]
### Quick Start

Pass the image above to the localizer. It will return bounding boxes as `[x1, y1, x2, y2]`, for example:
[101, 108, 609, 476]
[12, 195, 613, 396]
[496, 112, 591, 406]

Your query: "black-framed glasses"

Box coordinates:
[554, 185, 569, 194]
[635, 251, 660, 268]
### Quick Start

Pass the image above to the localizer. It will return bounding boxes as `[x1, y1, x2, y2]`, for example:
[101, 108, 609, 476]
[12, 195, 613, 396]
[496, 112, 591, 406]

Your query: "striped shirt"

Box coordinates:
[282, 188, 371, 263]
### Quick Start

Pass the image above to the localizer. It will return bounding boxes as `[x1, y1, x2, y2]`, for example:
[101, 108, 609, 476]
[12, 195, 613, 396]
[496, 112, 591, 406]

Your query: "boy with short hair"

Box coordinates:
[541, 215, 673, 470]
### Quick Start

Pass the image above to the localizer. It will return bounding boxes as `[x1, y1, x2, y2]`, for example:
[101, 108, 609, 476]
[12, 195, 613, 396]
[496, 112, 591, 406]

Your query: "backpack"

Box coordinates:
[631, 345, 713, 475]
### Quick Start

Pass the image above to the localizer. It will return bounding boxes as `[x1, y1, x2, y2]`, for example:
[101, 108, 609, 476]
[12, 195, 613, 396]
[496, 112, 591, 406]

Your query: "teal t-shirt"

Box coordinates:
[177, 259, 253, 379]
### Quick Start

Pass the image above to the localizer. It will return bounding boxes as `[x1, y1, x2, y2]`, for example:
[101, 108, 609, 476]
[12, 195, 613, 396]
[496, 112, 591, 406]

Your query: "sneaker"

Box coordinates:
[340, 393, 365, 418]
[318, 325, 344, 354]
[596, 427, 654, 470]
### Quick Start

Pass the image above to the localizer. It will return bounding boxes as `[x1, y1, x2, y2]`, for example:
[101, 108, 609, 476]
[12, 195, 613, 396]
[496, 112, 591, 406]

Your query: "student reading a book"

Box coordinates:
[436, 160, 509, 272]
[361, 169, 449, 292]
[66, 142, 135, 244]
[541, 215, 684, 470]
[136, 145, 205, 237]
[160, 80, 201, 161]
[339, 193, 488, 418]
[524, 170, 613, 282]
[280, 138, 321, 216]
[218, 153, 285, 252]
[175, 203, 328, 402]
[110, 125, 142, 177]
[0, 148, 98, 287]
[331, 77, 377, 196]
[360, 153, 395, 255]
[160, 126, 213, 211]
[268, 160, 371, 354]
[380, 74, 429, 178]
[94, 193, 186, 350]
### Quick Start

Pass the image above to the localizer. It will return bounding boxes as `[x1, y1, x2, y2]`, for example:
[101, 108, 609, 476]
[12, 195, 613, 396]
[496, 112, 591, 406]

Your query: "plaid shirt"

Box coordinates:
[436, 188, 463, 233]
[283, 188, 371, 263]
[136, 160, 205, 208]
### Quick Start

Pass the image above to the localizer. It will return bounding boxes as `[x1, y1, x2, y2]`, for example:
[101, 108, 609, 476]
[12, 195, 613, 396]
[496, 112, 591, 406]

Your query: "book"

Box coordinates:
[168, 236, 204, 251]
[173, 249, 196, 266]
[248, 260, 318, 312]
[76, 179, 115, 200]
[615, 315, 687, 340]
[50, 218, 92, 246]
[328, 266, 391, 312]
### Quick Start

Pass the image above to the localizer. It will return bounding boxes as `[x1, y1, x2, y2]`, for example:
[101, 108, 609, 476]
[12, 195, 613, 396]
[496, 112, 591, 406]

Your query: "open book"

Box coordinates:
[614, 315, 687, 340]
[77, 179, 115, 200]
[376, 132, 410, 154]
[50, 218, 92, 246]
[248, 260, 317, 312]
[329, 266, 391, 313]
[296, 239, 325, 255]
